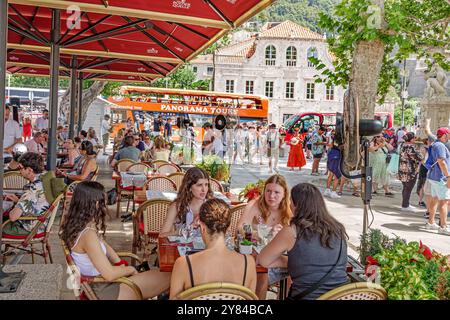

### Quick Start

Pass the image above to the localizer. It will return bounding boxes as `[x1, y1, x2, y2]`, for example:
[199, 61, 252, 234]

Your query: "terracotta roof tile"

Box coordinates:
[216, 37, 257, 58]
[190, 54, 213, 64]
[259, 20, 324, 40]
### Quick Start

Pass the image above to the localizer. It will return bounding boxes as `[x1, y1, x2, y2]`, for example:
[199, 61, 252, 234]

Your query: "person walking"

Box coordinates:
[23, 117, 32, 141]
[310, 126, 326, 175]
[266, 124, 281, 174]
[425, 127, 450, 235]
[287, 127, 306, 171]
[369, 135, 394, 196]
[33, 109, 49, 132]
[398, 132, 424, 212]
[232, 125, 246, 164]
[101, 114, 111, 155]
[324, 131, 342, 199]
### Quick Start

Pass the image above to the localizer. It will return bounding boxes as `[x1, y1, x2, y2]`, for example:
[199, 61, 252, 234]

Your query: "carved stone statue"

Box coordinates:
[424, 64, 448, 98]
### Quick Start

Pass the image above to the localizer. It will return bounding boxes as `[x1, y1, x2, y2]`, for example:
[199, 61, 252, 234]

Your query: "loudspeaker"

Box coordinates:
[10, 97, 20, 122]
[214, 115, 227, 131]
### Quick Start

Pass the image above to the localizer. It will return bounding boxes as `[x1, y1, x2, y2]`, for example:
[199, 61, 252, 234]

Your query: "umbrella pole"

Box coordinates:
[0, 0, 25, 294]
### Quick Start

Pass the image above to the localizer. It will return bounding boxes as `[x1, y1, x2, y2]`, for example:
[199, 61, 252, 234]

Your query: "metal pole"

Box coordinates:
[69, 56, 77, 139]
[401, 59, 406, 127]
[46, 9, 60, 171]
[77, 74, 83, 133]
[0, 0, 25, 293]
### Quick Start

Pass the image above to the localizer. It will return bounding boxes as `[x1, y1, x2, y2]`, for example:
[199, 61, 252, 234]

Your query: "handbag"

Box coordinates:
[381, 147, 392, 164]
[287, 239, 343, 300]
[106, 188, 118, 205]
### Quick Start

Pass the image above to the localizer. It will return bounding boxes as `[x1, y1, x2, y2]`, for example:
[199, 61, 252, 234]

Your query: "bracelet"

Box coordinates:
[114, 259, 129, 266]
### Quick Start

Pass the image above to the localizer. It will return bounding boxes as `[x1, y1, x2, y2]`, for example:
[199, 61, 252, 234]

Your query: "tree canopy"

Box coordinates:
[310, 0, 450, 107]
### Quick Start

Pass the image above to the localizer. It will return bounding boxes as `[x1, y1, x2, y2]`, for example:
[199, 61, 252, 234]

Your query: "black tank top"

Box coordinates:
[185, 254, 248, 288]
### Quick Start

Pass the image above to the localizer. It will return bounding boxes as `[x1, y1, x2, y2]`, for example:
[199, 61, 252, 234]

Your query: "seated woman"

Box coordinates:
[60, 181, 170, 300]
[58, 140, 97, 185]
[5, 144, 27, 172]
[237, 174, 292, 299]
[151, 136, 170, 162]
[258, 183, 349, 300]
[160, 167, 213, 237]
[62, 139, 81, 167]
[170, 198, 257, 298]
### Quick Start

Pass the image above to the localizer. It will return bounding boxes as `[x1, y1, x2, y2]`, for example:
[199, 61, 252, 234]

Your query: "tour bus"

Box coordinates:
[107, 86, 269, 142]
[282, 111, 393, 140]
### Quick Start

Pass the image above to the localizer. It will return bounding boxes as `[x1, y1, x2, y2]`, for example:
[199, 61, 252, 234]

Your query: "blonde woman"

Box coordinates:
[152, 136, 170, 161]
[237, 174, 292, 299]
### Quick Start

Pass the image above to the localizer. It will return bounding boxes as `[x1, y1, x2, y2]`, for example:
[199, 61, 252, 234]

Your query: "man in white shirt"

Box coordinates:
[100, 114, 111, 155]
[34, 109, 49, 132]
[24, 132, 45, 155]
[144, 117, 151, 136]
[3, 105, 22, 159]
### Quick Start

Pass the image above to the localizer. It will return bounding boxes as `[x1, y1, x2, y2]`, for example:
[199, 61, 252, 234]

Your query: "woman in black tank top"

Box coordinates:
[169, 199, 257, 299]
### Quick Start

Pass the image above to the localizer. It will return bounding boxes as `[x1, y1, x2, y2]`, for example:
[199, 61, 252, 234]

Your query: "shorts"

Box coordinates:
[268, 267, 289, 285]
[424, 179, 432, 196]
[429, 179, 450, 200]
[90, 282, 120, 300]
[313, 153, 323, 159]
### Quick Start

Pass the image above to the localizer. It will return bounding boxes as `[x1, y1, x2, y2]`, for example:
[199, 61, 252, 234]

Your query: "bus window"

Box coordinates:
[112, 109, 127, 124]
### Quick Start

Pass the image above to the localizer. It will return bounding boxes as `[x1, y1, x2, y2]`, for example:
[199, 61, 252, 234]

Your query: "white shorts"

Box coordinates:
[424, 179, 432, 196]
[429, 179, 450, 201]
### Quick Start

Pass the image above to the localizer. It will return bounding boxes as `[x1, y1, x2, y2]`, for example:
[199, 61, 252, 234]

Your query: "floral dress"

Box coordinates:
[398, 144, 424, 183]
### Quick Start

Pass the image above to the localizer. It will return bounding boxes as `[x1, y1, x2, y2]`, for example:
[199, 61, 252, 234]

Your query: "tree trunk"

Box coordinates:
[349, 0, 387, 119]
[58, 81, 107, 125]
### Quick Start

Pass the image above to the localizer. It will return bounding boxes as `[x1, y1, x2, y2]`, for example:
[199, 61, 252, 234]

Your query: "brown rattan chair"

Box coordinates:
[226, 203, 247, 237]
[3, 171, 28, 191]
[316, 282, 387, 300]
[175, 282, 258, 300]
[209, 178, 224, 193]
[133, 199, 172, 259]
[157, 163, 181, 175]
[167, 172, 185, 191]
[115, 159, 136, 172]
[151, 160, 169, 170]
[90, 165, 99, 182]
[127, 162, 152, 174]
[2, 194, 64, 264]
[61, 240, 144, 300]
[145, 176, 177, 192]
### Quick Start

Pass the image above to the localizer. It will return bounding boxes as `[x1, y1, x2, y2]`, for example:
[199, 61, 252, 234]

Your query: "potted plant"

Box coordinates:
[238, 180, 265, 202]
[196, 155, 230, 182]
[239, 239, 253, 255]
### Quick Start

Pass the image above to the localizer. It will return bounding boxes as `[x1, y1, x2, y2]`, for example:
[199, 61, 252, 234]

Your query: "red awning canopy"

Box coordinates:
[6, 0, 274, 79]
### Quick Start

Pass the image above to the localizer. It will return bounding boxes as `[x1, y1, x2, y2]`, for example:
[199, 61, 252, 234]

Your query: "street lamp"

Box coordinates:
[400, 59, 408, 127]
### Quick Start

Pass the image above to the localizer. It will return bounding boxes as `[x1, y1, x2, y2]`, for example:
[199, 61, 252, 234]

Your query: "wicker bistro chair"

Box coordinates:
[3, 171, 28, 191]
[226, 203, 247, 237]
[151, 160, 169, 170]
[210, 178, 225, 193]
[145, 176, 177, 192]
[127, 163, 152, 174]
[316, 282, 387, 300]
[167, 172, 185, 190]
[157, 163, 181, 175]
[90, 165, 100, 182]
[132, 199, 172, 259]
[115, 159, 136, 172]
[1, 194, 64, 264]
[61, 240, 144, 300]
[175, 282, 258, 300]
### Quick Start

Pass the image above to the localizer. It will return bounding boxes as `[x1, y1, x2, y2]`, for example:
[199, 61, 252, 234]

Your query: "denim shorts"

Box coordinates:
[429, 179, 450, 200]
[268, 267, 289, 285]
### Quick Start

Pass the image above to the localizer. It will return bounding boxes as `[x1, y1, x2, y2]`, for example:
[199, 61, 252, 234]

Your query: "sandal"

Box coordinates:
[352, 192, 360, 197]
[385, 192, 394, 196]
[338, 191, 343, 196]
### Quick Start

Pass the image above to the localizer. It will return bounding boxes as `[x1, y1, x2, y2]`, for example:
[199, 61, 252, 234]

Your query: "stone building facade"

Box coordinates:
[191, 21, 344, 125]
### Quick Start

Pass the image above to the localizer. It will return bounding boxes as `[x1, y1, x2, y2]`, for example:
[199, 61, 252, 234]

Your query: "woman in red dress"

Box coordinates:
[23, 117, 32, 141]
[287, 127, 306, 171]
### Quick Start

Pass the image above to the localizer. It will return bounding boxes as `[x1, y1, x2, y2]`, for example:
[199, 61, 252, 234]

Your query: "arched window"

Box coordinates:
[307, 47, 318, 67]
[286, 46, 297, 67]
[265, 45, 276, 66]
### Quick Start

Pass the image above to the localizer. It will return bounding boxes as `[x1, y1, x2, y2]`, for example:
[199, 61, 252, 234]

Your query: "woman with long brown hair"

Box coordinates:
[60, 181, 170, 300]
[237, 174, 292, 299]
[258, 183, 349, 300]
[160, 167, 214, 237]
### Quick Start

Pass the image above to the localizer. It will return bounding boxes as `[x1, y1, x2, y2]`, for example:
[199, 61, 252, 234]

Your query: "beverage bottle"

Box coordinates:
[243, 223, 253, 242]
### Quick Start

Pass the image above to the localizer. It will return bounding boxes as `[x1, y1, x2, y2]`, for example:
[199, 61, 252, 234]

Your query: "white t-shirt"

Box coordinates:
[25, 139, 44, 154]
[4, 118, 22, 156]
[34, 117, 48, 131]
[144, 120, 151, 131]
[101, 119, 111, 136]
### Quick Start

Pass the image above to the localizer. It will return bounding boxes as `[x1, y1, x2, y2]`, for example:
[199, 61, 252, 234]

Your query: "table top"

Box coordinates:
[134, 190, 238, 205]
[112, 171, 155, 181]
[157, 236, 267, 273]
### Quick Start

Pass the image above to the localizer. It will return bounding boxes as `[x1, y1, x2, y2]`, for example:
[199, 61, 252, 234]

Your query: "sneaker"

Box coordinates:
[323, 189, 332, 197]
[330, 191, 341, 199]
[418, 201, 426, 208]
[400, 206, 421, 213]
[425, 222, 440, 230]
[438, 226, 450, 235]
[424, 212, 430, 219]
